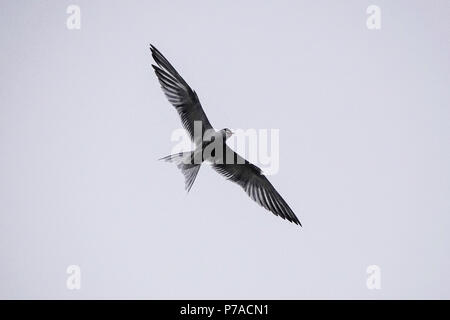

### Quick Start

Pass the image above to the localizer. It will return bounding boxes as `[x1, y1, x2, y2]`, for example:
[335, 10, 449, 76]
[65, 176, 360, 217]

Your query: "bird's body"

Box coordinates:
[150, 45, 301, 226]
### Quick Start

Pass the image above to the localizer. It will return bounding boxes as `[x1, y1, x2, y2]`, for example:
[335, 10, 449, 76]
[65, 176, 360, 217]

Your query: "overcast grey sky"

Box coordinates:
[0, 0, 449, 299]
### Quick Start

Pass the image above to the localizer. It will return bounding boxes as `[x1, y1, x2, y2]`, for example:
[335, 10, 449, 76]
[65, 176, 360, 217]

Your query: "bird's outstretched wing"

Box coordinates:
[150, 44, 213, 146]
[212, 145, 301, 226]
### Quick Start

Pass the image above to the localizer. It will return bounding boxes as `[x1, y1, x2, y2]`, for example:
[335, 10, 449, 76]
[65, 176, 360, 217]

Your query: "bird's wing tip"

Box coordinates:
[149, 44, 160, 58]
[292, 217, 302, 227]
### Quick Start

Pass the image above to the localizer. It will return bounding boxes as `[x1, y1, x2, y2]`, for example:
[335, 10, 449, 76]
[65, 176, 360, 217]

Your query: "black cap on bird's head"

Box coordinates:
[221, 128, 234, 140]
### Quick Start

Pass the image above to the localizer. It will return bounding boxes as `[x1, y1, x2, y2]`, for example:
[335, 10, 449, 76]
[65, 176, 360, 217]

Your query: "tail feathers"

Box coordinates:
[182, 165, 201, 192]
[160, 152, 201, 192]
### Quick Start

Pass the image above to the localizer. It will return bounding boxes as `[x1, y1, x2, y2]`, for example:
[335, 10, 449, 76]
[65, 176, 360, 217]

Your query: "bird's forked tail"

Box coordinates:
[159, 152, 201, 192]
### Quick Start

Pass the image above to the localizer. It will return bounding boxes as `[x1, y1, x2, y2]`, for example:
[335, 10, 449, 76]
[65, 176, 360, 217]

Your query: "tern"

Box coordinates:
[150, 45, 301, 226]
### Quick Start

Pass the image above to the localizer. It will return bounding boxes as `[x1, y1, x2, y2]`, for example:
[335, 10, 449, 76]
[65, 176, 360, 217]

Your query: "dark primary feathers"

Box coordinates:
[212, 145, 301, 226]
[150, 44, 213, 146]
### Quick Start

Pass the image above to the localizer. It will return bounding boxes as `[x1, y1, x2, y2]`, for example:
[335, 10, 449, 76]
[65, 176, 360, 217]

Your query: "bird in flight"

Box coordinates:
[150, 44, 301, 226]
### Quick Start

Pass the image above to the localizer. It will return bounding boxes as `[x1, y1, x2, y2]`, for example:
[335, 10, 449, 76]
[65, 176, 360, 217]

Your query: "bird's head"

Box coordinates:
[221, 128, 234, 140]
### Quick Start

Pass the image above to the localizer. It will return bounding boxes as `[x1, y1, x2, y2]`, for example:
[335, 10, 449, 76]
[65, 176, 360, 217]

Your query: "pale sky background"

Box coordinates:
[0, 0, 449, 299]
